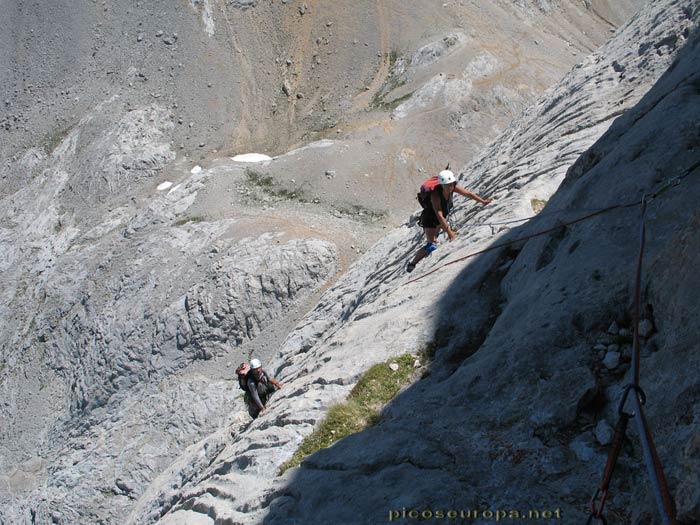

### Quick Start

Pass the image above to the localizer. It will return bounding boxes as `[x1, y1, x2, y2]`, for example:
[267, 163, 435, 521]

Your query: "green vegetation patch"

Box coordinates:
[530, 198, 548, 214]
[388, 49, 399, 68]
[274, 188, 308, 203]
[370, 50, 409, 109]
[279, 354, 417, 475]
[174, 216, 206, 226]
[371, 86, 411, 110]
[245, 168, 274, 187]
[43, 124, 74, 154]
[333, 204, 385, 223]
[380, 91, 414, 111]
[244, 168, 311, 203]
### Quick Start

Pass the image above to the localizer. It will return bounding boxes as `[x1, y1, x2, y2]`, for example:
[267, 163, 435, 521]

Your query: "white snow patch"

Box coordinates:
[157, 181, 173, 191]
[191, 165, 203, 174]
[231, 153, 273, 163]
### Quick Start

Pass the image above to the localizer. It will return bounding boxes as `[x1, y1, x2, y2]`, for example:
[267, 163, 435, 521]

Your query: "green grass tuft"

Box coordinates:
[279, 354, 416, 475]
[43, 125, 73, 154]
[370, 50, 409, 109]
[332, 204, 385, 223]
[244, 168, 313, 203]
[350, 354, 415, 407]
[245, 168, 274, 187]
[174, 216, 206, 226]
[388, 49, 399, 68]
[370, 84, 410, 110]
[530, 198, 548, 214]
[382, 91, 414, 111]
[275, 188, 307, 203]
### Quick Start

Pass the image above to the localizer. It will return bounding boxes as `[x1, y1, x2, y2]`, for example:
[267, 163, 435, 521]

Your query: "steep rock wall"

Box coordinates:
[0, 1, 656, 524]
[142, 1, 699, 524]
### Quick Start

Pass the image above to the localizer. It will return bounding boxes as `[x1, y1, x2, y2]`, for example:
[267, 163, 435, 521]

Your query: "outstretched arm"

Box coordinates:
[455, 185, 492, 204]
[270, 378, 283, 389]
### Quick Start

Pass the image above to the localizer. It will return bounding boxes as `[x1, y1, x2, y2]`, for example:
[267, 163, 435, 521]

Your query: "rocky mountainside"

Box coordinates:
[2, 0, 640, 221]
[142, 1, 697, 524]
[6, 0, 700, 524]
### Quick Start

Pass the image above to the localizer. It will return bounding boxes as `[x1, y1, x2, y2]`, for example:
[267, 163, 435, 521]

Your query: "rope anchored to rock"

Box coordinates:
[589, 196, 681, 525]
[405, 160, 699, 522]
[585, 161, 700, 524]
[404, 201, 638, 286]
[405, 159, 699, 286]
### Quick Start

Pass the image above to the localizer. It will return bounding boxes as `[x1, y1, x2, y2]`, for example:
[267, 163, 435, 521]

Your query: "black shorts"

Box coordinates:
[418, 208, 442, 228]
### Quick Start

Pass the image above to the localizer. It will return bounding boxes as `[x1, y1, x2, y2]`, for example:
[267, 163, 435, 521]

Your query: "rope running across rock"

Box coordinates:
[405, 161, 699, 523]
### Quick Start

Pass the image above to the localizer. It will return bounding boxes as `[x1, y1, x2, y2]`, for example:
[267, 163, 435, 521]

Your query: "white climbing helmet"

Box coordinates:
[438, 169, 456, 185]
[250, 358, 262, 369]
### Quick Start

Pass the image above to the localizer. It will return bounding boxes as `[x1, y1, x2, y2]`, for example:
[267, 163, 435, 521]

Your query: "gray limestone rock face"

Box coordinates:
[126, 2, 700, 525]
[178, 237, 337, 352]
[228, 0, 257, 9]
[410, 33, 466, 68]
[603, 351, 621, 369]
[0, 91, 339, 523]
[1, 0, 681, 523]
[638, 318, 654, 338]
[594, 419, 614, 446]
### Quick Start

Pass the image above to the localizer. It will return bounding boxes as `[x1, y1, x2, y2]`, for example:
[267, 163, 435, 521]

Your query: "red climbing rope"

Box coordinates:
[405, 160, 699, 286]
[589, 196, 680, 525]
[627, 197, 679, 524]
[404, 163, 699, 523]
[404, 201, 638, 286]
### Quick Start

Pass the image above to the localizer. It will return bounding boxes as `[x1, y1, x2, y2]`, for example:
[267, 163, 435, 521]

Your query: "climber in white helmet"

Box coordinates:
[245, 358, 283, 417]
[407, 167, 492, 273]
